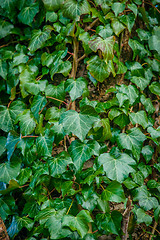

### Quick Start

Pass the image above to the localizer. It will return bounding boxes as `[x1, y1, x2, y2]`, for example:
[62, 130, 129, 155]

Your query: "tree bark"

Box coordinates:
[0, 217, 9, 240]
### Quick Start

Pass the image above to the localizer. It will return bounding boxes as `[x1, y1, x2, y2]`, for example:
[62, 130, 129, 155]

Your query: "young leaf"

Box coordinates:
[141, 145, 154, 163]
[111, 2, 125, 17]
[131, 76, 150, 91]
[140, 95, 155, 114]
[0, 160, 21, 184]
[98, 152, 136, 182]
[135, 208, 152, 226]
[36, 134, 54, 157]
[149, 82, 160, 96]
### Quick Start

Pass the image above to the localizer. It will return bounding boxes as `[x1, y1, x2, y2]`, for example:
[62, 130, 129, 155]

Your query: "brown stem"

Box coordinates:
[70, 36, 79, 79]
[149, 221, 158, 240]
[46, 96, 68, 105]
[0, 217, 10, 240]
[39, 101, 50, 115]
[144, 1, 160, 14]
[21, 135, 39, 138]
[7, 100, 13, 108]
[122, 196, 132, 240]
[85, 18, 99, 31]
[78, 54, 86, 63]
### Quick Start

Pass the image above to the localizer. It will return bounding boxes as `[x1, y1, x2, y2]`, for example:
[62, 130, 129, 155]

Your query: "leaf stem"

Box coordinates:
[46, 96, 68, 105]
[66, 199, 74, 215]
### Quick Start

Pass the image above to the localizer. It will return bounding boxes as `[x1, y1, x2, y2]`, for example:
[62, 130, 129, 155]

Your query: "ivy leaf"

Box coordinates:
[148, 27, 160, 53]
[135, 208, 152, 226]
[129, 39, 149, 59]
[98, 152, 136, 182]
[0, 160, 21, 184]
[15, 109, 37, 136]
[0, 19, 14, 39]
[62, 210, 93, 238]
[31, 95, 47, 121]
[63, 0, 91, 20]
[0, 59, 8, 79]
[111, 19, 125, 36]
[141, 145, 154, 163]
[89, 36, 115, 62]
[129, 111, 149, 129]
[18, 3, 39, 26]
[111, 2, 125, 17]
[116, 84, 139, 105]
[117, 128, 146, 161]
[87, 56, 110, 82]
[50, 60, 72, 78]
[36, 134, 54, 157]
[0, 136, 6, 156]
[69, 139, 100, 171]
[59, 106, 99, 141]
[147, 126, 160, 139]
[48, 151, 72, 177]
[42, 0, 64, 11]
[140, 95, 155, 114]
[131, 76, 150, 91]
[0, 101, 26, 132]
[45, 82, 66, 106]
[17, 168, 32, 185]
[149, 82, 160, 96]
[6, 132, 21, 161]
[102, 181, 126, 203]
[0, 198, 10, 220]
[12, 53, 29, 67]
[65, 77, 88, 101]
[119, 13, 135, 33]
[29, 25, 53, 52]
[46, 11, 58, 22]
[45, 107, 65, 121]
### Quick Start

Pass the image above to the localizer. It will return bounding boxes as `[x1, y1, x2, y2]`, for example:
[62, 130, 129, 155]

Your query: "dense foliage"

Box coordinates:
[0, 0, 160, 239]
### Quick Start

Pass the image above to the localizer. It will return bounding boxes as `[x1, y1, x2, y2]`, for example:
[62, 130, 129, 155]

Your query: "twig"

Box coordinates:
[66, 199, 74, 215]
[39, 101, 50, 115]
[149, 221, 159, 240]
[144, 1, 160, 14]
[21, 135, 39, 138]
[7, 100, 13, 108]
[78, 54, 86, 62]
[85, 18, 99, 31]
[46, 96, 68, 105]
[122, 196, 132, 240]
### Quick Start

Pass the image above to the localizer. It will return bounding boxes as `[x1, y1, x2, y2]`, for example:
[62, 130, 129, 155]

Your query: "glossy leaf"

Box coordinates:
[98, 152, 136, 182]
[129, 111, 149, 129]
[18, 3, 39, 26]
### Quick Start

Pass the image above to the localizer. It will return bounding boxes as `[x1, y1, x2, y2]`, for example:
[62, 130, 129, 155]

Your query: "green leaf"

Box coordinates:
[140, 95, 155, 114]
[89, 36, 115, 62]
[65, 77, 88, 101]
[148, 27, 160, 53]
[29, 25, 53, 52]
[111, 19, 125, 36]
[36, 134, 54, 157]
[102, 181, 126, 203]
[0, 19, 14, 39]
[45, 107, 65, 121]
[6, 132, 21, 161]
[63, 0, 91, 20]
[87, 56, 110, 82]
[0, 101, 26, 132]
[59, 106, 99, 141]
[141, 145, 154, 163]
[0, 136, 6, 156]
[62, 210, 93, 238]
[119, 13, 135, 33]
[111, 2, 125, 17]
[18, 3, 39, 26]
[0, 59, 8, 79]
[129, 111, 149, 129]
[129, 39, 149, 59]
[12, 53, 29, 67]
[147, 126, 160, 139]
[69, 140, 100, 171]
[45, 82, 66, 106]
[42, 0, 64, 11]
[98, 152, 136, 182]
[131, 76, 150, 91]
[31, 95, 47, 121]
[149, 82, 160, 96]
[17, 168, 32, 185]
[135, 208, 152, 226]
[117, 128, 146, 161]
[46, 11, 58, 22]
[116, 93, 128, 107]
[0, 198, 10, 220]
[48, 151, 72, 177]
[0, 160, 21, 184]
[50, 60, 72, 78]
[15, 109, 37, 136]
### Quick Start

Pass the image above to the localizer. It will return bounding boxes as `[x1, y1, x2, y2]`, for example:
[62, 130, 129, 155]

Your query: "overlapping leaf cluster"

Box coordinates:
[0, 0, 160, 239]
